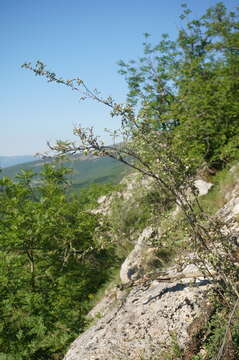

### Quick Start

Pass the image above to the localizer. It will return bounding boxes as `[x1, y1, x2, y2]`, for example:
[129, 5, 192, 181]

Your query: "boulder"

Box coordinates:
[194, 179, 213, 196]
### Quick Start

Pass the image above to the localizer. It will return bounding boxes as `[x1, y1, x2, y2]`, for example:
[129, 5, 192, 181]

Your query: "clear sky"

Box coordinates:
[1, 0, 238, 156]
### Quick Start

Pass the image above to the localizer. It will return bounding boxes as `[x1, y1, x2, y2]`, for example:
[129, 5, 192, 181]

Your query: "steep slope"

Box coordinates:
[63, 165, 239, 360]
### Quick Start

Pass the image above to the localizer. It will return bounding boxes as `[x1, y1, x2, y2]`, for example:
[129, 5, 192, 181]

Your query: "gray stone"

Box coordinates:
[64, 266, 212, 360]
[120, 227, 155, 284]
[194, 179, 213, 196]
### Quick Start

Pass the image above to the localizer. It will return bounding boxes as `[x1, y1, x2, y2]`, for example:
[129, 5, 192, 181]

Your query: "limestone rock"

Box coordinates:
[119, 179, 214, 285]
[64, 266, 212, 360]
[120, 227, 155, 284]
[172, 179, 213, 216]
[194, 179, 213, 196]
[217, 180, 239, 222]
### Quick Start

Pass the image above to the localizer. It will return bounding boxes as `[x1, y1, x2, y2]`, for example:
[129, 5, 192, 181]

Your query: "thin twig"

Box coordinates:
[215, 298, 239, 360]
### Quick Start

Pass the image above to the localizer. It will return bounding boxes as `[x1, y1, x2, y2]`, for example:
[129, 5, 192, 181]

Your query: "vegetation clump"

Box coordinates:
[0, 165, 118, 359]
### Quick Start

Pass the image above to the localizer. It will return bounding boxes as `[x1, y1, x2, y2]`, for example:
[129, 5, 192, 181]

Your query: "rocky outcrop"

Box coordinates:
[64, 264, 212, 360]
[120, 179, 214, 285]
[218, 182, 239, 220]
[92, 173, 153, 216]
[64, 171, 239, 360]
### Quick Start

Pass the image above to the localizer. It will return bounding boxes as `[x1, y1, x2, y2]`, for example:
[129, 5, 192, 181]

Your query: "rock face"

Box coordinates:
[64, 265, 212, 360]
[92, 173, 153, 216]
[120, 179, 214, 285]
[218, 181, 239, 220]
[120, 227, 154, 284]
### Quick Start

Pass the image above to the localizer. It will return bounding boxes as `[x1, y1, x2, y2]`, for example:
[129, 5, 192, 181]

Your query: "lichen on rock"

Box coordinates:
[64, 264, 213, 360]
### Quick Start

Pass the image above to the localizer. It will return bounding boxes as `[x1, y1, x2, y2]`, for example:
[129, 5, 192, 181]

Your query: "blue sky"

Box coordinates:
[1, 0, 238, 156]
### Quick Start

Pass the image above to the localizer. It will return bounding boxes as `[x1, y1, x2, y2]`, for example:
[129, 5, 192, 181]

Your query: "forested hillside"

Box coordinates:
[1, 2, 239, 359]
[0, 156, 38, 168]
[1, 156, 128, 192]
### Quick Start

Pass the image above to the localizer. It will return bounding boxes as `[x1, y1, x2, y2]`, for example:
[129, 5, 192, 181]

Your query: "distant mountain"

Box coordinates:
[0, 155, 39, 168]
[0, 156, 130, 191]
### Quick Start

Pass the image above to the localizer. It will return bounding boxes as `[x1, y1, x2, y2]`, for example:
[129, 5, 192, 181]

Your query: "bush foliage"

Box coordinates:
[0, 166, 117, 359]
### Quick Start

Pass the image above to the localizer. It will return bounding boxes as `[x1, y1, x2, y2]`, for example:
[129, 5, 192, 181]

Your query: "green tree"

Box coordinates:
[117, 2, 239, 167]
[0, 165, 116, 359]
